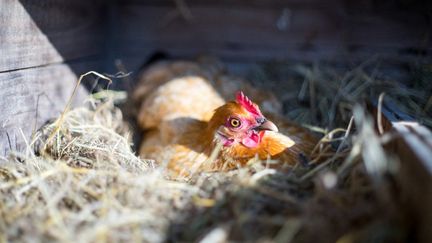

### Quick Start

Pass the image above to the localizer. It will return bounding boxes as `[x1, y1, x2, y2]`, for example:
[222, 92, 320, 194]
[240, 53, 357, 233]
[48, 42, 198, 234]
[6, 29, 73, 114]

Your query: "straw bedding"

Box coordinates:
[0, 60, 430, 242]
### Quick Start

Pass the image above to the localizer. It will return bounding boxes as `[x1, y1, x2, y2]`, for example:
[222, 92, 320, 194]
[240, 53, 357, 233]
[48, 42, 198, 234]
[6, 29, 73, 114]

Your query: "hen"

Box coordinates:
[135, 61, 320, 177]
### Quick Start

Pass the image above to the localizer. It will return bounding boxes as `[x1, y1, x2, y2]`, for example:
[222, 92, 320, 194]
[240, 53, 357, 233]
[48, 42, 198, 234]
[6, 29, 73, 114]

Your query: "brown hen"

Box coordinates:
[134, 60, 321, 177]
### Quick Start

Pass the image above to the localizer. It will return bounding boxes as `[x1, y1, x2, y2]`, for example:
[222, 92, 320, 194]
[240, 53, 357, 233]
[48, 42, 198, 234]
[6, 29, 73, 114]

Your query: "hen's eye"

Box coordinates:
[230, 118, 241, 128]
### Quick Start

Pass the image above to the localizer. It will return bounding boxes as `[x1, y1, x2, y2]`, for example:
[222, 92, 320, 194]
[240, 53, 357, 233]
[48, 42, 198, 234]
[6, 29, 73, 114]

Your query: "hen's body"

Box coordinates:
[135, 60, 320, 177]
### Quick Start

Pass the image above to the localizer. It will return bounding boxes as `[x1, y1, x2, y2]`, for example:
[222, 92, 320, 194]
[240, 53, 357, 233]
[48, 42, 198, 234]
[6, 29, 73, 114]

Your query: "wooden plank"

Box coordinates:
[124, 0, 331, 8]
[343, 0, 432, 12]
[113, 5, 430, 63]
[0, 0, 105, 72]
[370, 101, 432, 243]
[114, 5, 343, 62]
[389, 122, 432, 243]
[0, 64, 88, 155]
[117, 6, 342, 45]
[343, 13, 430, 49]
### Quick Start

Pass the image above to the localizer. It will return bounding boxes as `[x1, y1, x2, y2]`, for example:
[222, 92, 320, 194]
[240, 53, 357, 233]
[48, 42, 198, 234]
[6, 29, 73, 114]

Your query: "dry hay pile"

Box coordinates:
[0, 61, 431, 242]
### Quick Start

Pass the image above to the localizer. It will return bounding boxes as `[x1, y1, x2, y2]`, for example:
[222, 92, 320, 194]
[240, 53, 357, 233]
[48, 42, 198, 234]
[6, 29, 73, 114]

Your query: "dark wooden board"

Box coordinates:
[388, 122, 432, 243]
[112, 4, 431, 65]
[124, 0, 331, 8]
[370, 101, 432, 243]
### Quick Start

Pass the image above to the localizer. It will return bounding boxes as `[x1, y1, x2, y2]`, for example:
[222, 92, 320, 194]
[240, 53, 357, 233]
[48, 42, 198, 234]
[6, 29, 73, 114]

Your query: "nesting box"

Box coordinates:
[1, 1, 432, 242]
[0, 0, 431, 153]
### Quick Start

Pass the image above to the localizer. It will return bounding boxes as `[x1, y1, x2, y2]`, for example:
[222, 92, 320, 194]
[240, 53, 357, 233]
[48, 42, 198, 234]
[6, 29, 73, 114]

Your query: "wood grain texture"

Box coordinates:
[113, 3, 431, 67]
[0, 0, 105, 72]
[0, 0, 103, 154]
[372, 102, 432, 243]
[116, 6, 342, 60]
[124, 0, 331, 8]
[389, 122, 432, 243]
[0, 64, 88, 155]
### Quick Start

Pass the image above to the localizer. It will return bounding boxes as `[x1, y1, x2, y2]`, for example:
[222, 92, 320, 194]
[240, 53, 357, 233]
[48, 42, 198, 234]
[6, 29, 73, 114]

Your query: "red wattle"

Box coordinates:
[241, 132, 261, 148]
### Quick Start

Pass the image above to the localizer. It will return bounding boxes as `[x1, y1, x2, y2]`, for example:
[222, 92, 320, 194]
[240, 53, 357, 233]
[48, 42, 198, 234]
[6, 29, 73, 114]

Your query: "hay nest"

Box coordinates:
[0, 61, 431, 242]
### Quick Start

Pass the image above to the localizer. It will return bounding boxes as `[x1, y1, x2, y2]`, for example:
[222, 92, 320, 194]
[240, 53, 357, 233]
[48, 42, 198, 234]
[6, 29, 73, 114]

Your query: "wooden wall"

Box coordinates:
[0, 0, 104, 155]
[111, 0, 432, 74]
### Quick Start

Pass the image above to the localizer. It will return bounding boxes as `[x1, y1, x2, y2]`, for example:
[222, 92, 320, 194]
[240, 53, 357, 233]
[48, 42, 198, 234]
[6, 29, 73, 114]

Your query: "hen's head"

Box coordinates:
[208, 91, 278, 148]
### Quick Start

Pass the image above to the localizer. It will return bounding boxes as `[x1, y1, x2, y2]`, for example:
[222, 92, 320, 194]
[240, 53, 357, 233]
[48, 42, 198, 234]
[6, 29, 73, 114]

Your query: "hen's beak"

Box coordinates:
[256, 119, 279, 132]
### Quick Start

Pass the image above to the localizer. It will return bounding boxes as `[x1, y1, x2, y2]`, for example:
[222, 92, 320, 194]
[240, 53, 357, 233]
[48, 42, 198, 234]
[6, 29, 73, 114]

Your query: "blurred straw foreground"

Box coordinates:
[0, 60, 431, 243]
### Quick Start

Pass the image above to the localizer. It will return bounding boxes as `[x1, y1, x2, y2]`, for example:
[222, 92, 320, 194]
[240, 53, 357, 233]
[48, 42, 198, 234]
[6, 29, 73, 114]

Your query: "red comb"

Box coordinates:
[235, 91, 262, 117]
